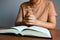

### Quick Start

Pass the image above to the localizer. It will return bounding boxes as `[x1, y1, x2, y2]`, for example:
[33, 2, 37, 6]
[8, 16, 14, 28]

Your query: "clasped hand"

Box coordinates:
[24, 6, 37, 25]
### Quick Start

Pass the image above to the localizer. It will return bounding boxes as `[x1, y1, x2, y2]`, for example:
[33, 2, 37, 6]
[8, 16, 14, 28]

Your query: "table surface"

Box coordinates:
[0, 27, 60, 40]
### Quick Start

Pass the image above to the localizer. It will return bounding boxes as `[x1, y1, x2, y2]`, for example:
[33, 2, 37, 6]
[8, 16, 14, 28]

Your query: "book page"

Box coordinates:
[26, 26, 51, 36]
[22, 30, 51, 38]
[0, 26, 28, 35]
[0, 29, 19, 34]
[21, 26, 51, 38]
[11, 26, 28, 32]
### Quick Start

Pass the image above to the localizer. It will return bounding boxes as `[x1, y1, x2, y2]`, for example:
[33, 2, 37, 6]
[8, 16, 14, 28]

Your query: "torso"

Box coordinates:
[21, 0, 50, 22]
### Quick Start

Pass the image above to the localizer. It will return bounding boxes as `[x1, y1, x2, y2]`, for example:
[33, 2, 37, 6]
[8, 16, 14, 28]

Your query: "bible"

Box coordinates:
[0, 26, 52, 38]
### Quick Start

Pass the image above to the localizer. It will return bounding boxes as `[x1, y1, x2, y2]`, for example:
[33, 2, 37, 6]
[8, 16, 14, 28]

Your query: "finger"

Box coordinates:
[26, 22, 33, 25]
[24, 16, 31, 20]
[25, 16, 33, 20]
[25, 15, 33, 19]
[29, 16, 36, 19]
[25, 13, 31, 17]
[28, 17, 33, 20]
[26, 14, 34, 17]
[24, 20, 33, 23]
[25, 15, 30, 17]
[29, 15, 34, 17]
[25, 14, 36, 20]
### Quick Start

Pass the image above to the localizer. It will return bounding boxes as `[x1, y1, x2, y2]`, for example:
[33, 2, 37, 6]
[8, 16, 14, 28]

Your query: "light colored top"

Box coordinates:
[16, 0, 57, 25]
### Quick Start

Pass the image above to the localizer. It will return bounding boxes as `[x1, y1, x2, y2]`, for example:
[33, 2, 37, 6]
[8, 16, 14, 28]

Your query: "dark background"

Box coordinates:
[0, 0, 60, 29]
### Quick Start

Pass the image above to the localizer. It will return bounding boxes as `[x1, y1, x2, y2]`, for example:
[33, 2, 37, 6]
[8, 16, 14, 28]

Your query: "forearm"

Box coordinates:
[35, 20, 56, 29]
[15, 21, 26, 26]
[15, 22, 23, 26]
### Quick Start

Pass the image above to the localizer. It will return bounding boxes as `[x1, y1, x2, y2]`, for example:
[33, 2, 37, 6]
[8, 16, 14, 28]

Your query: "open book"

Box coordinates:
[0, 26, 52, 38]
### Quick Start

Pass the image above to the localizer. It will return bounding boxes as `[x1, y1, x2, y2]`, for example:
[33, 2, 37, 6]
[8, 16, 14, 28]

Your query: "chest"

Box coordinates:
[22, 5, 49, 22]
[23, 8, 49, 22]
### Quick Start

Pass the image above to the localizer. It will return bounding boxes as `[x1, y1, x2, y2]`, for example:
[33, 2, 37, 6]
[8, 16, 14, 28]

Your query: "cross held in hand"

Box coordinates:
[26, 6, 33, 15]
[27, 6, 32, 11]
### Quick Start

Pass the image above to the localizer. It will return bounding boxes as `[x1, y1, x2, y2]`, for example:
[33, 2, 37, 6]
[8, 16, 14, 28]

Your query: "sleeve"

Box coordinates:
[48, 1, 57, 16]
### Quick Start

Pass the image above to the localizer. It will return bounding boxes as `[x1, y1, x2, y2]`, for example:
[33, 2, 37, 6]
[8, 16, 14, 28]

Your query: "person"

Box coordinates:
[15, 0, 57, 29]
